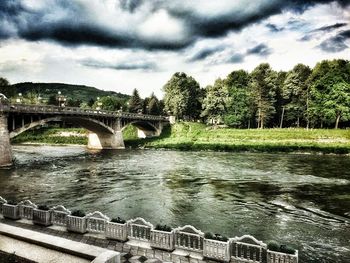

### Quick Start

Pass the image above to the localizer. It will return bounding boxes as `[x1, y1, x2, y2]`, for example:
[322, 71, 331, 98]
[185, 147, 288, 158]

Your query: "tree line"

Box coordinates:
[1, 59, 349, 128]
[163, 59, 350, 129]
[0, 78, 164, 116]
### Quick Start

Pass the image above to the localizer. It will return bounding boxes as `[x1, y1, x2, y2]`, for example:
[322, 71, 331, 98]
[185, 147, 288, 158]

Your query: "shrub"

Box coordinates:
[268, 241, 296, 255]
[111, 217, 126, 224]
[205, 232, 228, 242]
[37, 205, 50, 211]
[155, 224, 172, 232]
[71, 210, 86, 217]
[6, 200, 17, 205]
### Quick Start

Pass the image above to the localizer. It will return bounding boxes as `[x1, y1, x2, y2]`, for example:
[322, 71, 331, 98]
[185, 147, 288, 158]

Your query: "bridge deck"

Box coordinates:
[0, 104, 168, 122]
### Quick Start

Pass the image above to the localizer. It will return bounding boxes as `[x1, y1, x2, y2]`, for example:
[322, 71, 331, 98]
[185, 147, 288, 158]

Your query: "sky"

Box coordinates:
[0, 0, 349, 98]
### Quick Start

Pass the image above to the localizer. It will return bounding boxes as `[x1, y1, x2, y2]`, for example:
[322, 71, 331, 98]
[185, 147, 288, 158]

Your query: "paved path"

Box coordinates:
[0, 218, 215, 263]
[0, 234, 90, 263]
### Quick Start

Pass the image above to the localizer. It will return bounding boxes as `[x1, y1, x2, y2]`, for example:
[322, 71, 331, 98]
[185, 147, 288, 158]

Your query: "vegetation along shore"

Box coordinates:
[12, 123, 350, 154]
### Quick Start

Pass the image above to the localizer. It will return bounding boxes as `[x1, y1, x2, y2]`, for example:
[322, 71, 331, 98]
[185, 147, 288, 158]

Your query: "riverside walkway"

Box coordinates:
[0, 218, 195, 263]
[0, 197, 299, 263]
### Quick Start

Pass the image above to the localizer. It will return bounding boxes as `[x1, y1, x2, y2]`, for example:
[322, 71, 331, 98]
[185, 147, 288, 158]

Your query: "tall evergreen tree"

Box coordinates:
[249, 63, 277, 128]
[224, 70, 251, 128]
[128, 88, 143, 113]
[282, 64, 311, 127]
[0, 77, 16, 98]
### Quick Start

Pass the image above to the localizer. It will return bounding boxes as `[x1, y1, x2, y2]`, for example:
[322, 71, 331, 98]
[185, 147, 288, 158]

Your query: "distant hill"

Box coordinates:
[11, 82, 130, 102]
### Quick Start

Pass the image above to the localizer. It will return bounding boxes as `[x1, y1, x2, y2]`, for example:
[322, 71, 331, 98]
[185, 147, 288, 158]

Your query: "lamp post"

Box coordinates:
[16, 93, 23, 104]
[96, 97, 102, 110]
[37, 95, 42, 105]
[57, 91, 66, 107]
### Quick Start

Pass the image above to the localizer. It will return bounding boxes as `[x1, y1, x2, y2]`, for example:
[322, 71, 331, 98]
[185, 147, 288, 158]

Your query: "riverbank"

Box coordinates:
[126, 122, 350, 154]
[11, 123, 350, 154]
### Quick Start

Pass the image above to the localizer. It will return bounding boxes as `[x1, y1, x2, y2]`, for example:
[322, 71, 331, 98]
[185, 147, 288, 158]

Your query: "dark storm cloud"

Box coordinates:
[189, 45, 226, 61]
[266, 23, 284, 32]
[120, 0, 143, 12]
[300, 22, 348, 41]
[0, 0, 349, 50]
[228, 53, 245, 63]
[247, 43, 272, 56]
[312, 22, 347, 32]
[318, 30, 350, 52]
[81, 59, 157, 71]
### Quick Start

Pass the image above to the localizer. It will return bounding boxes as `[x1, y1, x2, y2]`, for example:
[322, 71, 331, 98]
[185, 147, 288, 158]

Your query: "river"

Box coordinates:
[0, 145, 349, 262]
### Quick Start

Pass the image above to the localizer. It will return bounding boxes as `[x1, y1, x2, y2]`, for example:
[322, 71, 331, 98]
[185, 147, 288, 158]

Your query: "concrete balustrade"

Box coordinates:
[67, 215, 87, 233]
[18, 200, 37, 220]
[86, 211, 110, 233]
[267, 250, 298, 263]
[2, 204, 20, 220]
[0, 196, 299, 263]
[203, 238, 230, 262]
[51, 205, 71, 226]
[105, 221, 128, 241]
[33, 208, 52, 226]
[150, 229, 175, 251]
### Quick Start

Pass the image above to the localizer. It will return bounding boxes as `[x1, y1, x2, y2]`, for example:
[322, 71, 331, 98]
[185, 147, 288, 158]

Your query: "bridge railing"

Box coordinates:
[0, 103, 169, 121]
[0, 196, 298, 262]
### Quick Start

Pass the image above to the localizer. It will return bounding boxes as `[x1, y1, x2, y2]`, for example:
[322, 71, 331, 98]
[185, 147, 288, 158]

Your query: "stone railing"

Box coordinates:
[0, 103, 168, 122]
[0, 196, 298, 263]
[18, 200, 37, 220]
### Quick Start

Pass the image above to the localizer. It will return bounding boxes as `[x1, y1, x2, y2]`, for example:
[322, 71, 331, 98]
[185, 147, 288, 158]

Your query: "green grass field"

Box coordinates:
[11, 123, 350, 154]
[11, 127, 87, 145]
[125, 122, 350, 154]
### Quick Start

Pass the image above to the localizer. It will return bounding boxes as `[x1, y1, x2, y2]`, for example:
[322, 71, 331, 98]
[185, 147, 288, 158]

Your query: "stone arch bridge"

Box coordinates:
[0, 103, 169, 167]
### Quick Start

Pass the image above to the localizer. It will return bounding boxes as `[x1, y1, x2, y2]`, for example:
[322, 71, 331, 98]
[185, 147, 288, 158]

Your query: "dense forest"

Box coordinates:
[163, 59, 350, 129]
[1, 59, 349, 129]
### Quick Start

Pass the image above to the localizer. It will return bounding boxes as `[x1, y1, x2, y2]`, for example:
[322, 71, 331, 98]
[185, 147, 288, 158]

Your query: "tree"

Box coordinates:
[163, 72, 202, 120]
[201, 79, 230, 124]
[128, 89, 143, 113]
[308, 59, 350, 128]
[249, 63, 277, 128]
[147, 93, 161, 115]
[224, 70, 251, 128]
[47, 95, 58, 106]
[325, 82, 350, 128]
[94, 96, 125, 111]
[88, 98, 95, 107]
[0, 77, 16, 98]
[282, 64, 311, 127]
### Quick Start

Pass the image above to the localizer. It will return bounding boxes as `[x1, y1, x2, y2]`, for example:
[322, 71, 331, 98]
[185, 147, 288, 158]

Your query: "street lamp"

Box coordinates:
[96, 97, 102, 110]
[37, 95, 42, 105]
[16, 93, 23, 104]
[57, 91, 66, 107]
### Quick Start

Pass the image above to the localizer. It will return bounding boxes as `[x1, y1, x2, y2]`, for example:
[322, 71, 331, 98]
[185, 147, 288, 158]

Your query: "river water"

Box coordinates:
[0, 145, 349, 262]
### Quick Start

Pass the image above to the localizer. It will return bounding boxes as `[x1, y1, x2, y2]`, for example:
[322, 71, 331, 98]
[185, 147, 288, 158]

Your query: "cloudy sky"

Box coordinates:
[0, 0, 349, 98]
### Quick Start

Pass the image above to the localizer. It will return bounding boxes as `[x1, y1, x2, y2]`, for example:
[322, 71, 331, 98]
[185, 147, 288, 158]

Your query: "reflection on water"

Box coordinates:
[1, 145, 350, 262]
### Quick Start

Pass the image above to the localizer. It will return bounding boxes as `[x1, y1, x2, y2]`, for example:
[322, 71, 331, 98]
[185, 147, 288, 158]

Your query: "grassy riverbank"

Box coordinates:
[125, 122, 350, 154]
[11, 128, 87, 145]
[11, 123, 350, 154]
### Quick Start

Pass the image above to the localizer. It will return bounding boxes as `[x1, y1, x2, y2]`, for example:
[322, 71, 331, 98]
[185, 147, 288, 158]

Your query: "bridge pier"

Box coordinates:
[0, 114, 13, 168]
[87, 131, 125, 150]
[87, 120, 125, 150]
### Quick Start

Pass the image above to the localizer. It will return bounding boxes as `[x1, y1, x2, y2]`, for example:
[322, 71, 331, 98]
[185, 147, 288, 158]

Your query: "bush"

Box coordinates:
[155, 224, 172, 232]
[204, 232, 228, 242]
[71, 210, 86, 217]
[111, 217, 126, 224]
[37, 205, 50, 211]
[268, 241, 296, 255]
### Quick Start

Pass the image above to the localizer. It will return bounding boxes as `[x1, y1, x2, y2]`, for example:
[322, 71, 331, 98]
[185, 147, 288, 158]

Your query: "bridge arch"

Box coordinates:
[9, 116, 115, 139]
[121, 120, 161, 138]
